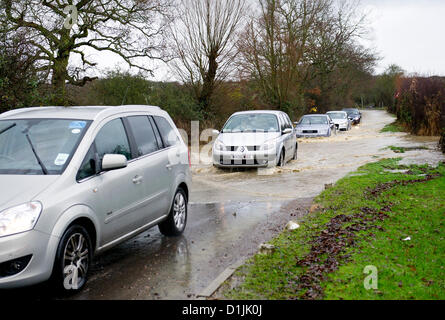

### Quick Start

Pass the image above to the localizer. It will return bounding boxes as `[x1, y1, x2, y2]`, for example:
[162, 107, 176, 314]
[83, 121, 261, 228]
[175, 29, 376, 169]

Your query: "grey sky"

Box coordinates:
[360, 0, 445, 75]
[80, 0, 445, 79]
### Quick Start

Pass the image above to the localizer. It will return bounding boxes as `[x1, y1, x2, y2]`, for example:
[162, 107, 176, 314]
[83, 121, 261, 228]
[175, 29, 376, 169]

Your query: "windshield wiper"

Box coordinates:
[0, 123, 16, 135]
[24, 132, 48, 175]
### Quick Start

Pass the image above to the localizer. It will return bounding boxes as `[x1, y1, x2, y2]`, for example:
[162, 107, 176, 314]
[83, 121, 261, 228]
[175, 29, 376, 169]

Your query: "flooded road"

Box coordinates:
[191, 110, 444, 202]
[1, 110, 443, 300]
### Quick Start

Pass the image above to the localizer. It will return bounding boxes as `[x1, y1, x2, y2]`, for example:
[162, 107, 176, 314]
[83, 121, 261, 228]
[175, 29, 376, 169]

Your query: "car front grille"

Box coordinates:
[220, 159, 262, 165]
[303, 130, 318, 134]
[226, 146, 260, 151]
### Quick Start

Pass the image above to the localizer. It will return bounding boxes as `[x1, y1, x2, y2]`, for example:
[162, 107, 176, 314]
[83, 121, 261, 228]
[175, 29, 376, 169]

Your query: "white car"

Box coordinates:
[212, 111, 298, 168]
[326, 111, 351, 131]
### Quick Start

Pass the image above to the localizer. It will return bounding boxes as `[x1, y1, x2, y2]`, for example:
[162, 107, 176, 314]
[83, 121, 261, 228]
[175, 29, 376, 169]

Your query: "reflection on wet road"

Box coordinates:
[1, 110, 443, 300]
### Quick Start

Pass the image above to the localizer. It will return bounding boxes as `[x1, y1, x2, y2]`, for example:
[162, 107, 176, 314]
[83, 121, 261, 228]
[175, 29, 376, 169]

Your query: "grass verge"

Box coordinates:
[222, 159, 445, 300]
[381, 121, 406, 133]
[387, 146, 429, 154]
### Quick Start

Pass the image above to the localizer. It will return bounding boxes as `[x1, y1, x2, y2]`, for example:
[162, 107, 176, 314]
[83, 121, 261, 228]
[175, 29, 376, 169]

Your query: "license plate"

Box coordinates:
[232, 154, 253, 160]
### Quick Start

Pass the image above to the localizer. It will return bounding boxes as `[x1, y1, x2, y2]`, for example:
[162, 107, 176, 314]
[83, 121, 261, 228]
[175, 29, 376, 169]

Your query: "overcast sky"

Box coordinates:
[360, 0, 445, 76]
[82, 0, 445, 80]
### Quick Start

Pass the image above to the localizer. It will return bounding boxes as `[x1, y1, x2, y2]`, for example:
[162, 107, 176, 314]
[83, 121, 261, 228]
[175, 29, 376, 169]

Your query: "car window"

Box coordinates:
[95, 118, 131, 160]
[0, 119, 90, 175]
[222, 114, 279, 133]
[279, 114, 287, 131]
[77, 145, 96, 181]
[300, 116, 328, 125]
[284, 113, 292, 128]
[153, 116, 179, 148]
[127, 116, 159, 157]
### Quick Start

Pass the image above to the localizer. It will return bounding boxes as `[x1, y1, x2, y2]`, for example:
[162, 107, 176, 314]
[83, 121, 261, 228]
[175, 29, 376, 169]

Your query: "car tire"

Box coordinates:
[277, 149, 285, 167]
[159, 188, 188, 237]
[292, 143, 298, 160]
[52, 225, 92, 294]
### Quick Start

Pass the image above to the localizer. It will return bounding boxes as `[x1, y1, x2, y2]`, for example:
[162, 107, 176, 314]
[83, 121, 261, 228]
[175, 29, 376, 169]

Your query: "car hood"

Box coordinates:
[330, 119, 348, 124]
[0, 175, 59, 211]
[217, 132, 281, 147]
[296, 124, 329, 130]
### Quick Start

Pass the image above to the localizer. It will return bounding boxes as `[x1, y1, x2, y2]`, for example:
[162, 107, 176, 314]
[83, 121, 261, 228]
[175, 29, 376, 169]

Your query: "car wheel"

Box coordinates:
[277, 149, 285, 167]
[159, 188, 188, 237]
[52, 225, 92, 293]
[292, 144, 298, 160]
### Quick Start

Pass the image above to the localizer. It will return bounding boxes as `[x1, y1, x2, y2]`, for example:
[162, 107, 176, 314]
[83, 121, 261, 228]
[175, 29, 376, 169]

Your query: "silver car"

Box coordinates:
[0, 105, 191, 292]
[295, 114, 337, 138]
[212, 111, 298, 168]
[326, 111, 352, 131]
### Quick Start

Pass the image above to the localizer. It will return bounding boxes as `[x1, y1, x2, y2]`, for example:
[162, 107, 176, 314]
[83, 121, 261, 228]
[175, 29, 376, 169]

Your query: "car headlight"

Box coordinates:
[261, 141, 277, 151]
[213, 140, 226, 151]
[0, 202, 42, 238]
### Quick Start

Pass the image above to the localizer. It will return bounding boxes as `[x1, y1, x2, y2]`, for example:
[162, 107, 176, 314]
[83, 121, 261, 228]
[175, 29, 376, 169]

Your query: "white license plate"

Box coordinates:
[232, 154, 253, 160]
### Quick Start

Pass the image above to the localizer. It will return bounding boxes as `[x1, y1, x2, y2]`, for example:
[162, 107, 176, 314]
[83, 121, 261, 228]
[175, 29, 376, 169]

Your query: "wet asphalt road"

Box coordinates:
[0, 110, 443, 300]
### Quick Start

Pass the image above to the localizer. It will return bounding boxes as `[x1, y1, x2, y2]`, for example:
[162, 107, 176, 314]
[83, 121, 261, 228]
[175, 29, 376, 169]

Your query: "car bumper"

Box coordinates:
[212, 149, 277, 168]
[296, 132, 329, 138]
[0, 230, 60, 289]
[336, 123, 349, 130]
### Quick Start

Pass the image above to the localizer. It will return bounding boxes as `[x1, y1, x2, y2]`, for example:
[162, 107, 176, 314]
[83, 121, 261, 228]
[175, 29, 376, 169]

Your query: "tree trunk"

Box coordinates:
[198, 52, 218, 112]
[51, 56, 69, 105]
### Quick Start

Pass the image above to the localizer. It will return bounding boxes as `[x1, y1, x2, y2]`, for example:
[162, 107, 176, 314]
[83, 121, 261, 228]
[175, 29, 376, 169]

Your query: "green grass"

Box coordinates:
[386, 146, 429, 154]
[381, 121, 406, 133]
[222, 159, 445, 300]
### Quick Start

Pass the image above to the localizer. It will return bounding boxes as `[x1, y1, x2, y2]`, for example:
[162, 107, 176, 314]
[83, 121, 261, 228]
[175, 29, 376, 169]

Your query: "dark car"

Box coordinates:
[342, 108, 362, 124]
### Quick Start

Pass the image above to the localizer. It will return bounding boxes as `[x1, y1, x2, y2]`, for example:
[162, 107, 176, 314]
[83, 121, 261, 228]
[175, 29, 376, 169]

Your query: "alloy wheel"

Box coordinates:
[173, 193, 187, 231]
[62, 233, 89, 290]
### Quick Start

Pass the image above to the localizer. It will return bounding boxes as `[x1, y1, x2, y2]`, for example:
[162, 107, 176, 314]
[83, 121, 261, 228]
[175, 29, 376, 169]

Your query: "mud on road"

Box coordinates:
[1, 110, 443, 300]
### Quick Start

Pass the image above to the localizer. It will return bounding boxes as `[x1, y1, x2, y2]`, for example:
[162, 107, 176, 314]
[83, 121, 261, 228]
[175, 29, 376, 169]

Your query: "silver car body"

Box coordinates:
[326, 111, 351, 131]
[0, 105, 191, 288]
[295, 114, 335, 138]
[212, 111, 297, 168]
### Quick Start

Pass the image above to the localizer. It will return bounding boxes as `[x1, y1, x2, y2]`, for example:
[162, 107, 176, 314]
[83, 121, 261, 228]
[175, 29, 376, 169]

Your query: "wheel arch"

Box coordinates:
[51, 205, 101, 252]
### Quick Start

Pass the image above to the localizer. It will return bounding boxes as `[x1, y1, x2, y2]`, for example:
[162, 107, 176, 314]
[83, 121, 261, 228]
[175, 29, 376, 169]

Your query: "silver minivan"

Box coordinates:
[0, 105, 191, 292]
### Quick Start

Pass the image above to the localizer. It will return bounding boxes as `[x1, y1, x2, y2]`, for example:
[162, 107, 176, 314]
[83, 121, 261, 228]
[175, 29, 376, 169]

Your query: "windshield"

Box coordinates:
[344, 109, 359, 115]
[299, 116, 328, 125]
[0, 119, 90, 175]
[222, 114, 279, 133]
[327, 112, 347, 120]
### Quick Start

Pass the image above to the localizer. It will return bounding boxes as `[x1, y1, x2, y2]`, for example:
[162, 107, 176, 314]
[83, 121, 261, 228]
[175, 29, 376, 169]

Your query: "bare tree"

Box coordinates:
[170, 0, 247, 113]
[237, 0, 373, 112]
[1, 0, 174, 104]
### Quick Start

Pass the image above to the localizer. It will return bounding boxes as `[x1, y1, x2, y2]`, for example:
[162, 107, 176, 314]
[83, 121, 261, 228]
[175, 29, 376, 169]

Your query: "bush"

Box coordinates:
[395, 77, 445, 136]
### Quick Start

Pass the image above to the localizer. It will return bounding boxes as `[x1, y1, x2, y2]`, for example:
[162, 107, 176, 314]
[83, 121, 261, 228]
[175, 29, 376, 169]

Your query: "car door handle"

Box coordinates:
[132, 175, 143, 185]
[166, 163, 173, 170]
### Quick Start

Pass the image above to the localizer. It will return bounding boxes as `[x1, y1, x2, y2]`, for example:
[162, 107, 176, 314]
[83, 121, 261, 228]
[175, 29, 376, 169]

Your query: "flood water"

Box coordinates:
[1, 110, 443, 300]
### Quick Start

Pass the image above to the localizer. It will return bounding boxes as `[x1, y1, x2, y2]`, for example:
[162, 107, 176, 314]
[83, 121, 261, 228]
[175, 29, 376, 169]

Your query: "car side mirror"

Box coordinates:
[102, 154, 127, 171]
[282, 128, 293, 135]
[212, 129, 220, 135]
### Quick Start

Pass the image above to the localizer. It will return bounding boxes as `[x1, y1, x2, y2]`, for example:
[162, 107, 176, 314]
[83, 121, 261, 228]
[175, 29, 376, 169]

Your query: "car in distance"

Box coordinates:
[0, 105, 191, 292]
[212, 111, 298, 168]
[326, 111, 351, 131]
[295, 114, 337, 138]
[342, 108, 362, 124]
